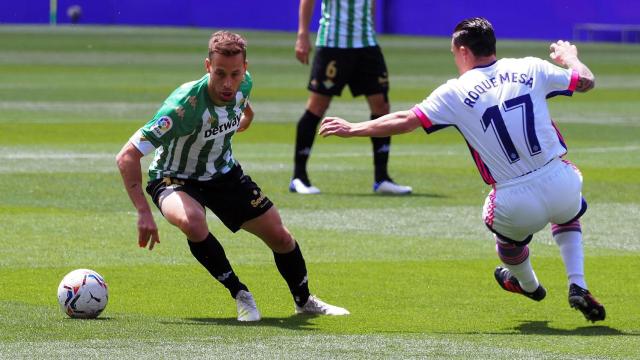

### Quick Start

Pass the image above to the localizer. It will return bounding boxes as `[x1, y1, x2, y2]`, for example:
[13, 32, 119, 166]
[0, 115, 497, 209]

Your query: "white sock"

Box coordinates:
[504, 257, 539, 293]
[554, 230, 586, 289]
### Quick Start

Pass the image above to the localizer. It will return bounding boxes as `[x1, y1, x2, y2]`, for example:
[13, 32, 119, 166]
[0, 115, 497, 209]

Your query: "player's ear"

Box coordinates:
[460, 46, 474, 62]
[205, 57, 212, 72]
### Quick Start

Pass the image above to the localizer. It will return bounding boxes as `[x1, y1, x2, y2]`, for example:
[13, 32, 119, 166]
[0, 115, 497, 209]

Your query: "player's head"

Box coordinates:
[451, 17, 496, 74]
[208, 30, 247, 61]
[205, 31, 248, 104]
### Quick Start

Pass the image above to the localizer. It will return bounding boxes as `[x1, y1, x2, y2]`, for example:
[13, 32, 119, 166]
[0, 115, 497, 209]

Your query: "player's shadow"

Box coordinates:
[161, 315, 320, 330]
[513, 320, 631, 336]
[434, 320, 635, 337]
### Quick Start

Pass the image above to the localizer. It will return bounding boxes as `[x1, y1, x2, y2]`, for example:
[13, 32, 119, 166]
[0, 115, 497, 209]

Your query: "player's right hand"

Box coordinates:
[295, 33, 311, 64]
[137, 211, 160, 250]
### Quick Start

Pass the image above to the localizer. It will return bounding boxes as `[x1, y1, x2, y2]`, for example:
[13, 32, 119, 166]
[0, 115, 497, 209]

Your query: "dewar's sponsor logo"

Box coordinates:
[204, 115, 240, 138]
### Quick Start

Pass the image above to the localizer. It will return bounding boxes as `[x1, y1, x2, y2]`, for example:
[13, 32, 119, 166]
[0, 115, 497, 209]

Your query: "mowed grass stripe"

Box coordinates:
[0, 259, 637, 358]
[1, 202, 637, 272]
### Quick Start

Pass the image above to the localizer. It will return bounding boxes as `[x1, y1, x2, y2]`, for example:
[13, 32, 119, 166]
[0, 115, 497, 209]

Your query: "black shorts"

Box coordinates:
[308, 45, 389, 97]
[146, 164, 273, 233]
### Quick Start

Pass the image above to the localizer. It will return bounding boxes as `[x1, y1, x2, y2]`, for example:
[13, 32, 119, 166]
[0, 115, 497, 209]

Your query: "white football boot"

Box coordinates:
[295, 295, 350, 315]
[373, 180, 412, 194]
[235, 290, 261, 322]
[289, 178, 321, 194]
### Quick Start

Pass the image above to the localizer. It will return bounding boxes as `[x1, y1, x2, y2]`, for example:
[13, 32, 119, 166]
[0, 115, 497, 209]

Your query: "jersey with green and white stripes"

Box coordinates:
[135, 72, 251, 181]
[316, 0, 377, 48]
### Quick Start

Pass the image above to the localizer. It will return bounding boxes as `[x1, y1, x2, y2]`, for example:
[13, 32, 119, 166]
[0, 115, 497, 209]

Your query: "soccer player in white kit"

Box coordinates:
[319, 17, 605, 322]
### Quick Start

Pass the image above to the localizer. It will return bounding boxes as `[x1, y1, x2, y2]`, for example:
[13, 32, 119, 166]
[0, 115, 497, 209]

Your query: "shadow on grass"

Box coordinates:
[63, 317, 113, 321]
[160, 315, 320, 330]
[513, 320, 633, 336]
[432, 321, 637, 337]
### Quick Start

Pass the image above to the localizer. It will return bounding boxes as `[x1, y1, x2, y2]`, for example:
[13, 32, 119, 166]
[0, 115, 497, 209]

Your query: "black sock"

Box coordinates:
[273, 242, 310, 307]
[188, 233, 248, 299]
[370, 114, 391, 182]
[293, 110, 322, 185]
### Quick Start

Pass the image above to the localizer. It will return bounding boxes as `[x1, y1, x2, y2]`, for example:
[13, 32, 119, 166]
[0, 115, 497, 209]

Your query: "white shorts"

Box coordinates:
[482, 158, 585, 242]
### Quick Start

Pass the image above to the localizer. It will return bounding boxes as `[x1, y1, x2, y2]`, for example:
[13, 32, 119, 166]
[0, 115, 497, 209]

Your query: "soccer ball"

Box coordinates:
[57, 269, 109, 319]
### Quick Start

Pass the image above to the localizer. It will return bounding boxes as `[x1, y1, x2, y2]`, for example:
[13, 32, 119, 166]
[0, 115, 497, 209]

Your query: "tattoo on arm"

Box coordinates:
[575, 76, 594, 92]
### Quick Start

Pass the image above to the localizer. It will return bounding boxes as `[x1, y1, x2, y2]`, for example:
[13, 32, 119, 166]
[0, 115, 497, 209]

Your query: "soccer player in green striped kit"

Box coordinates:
[290, 0, 412, 194]
[116, 31, 349, 321]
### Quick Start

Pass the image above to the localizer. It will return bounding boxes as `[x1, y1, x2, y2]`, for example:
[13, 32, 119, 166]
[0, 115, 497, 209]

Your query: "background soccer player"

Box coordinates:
[319, 17, 605, 322]
[290, 0, 412, 194]
[116, 31, 349, 321]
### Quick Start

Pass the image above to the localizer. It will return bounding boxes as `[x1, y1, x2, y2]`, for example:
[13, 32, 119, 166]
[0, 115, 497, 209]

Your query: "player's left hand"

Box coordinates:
[319, 117, 354, 137]
[237, 103, 254, 132]
[237, 113, 253, 132]
[549, 40, 578, 67]
[295, 33, 312, 64]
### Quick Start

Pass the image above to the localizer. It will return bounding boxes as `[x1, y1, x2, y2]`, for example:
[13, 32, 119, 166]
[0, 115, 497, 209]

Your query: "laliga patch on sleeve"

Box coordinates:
[150, 116, 173, 137]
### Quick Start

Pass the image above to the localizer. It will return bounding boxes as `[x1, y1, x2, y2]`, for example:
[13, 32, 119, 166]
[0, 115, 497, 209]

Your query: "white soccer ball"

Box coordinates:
[57, 269, 109, 319]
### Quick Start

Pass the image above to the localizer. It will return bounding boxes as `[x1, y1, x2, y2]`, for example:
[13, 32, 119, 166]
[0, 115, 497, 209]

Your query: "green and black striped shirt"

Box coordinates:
[316, 0, 377, 48]
[133, 73, 252, 181]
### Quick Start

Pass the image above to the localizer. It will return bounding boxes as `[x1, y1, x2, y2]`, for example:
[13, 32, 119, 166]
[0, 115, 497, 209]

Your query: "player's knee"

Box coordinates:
[306, 95, 331, 116]
[379, 102, 390, 115]
[173, 212, 207, 241]
[270, 226, 295, 253]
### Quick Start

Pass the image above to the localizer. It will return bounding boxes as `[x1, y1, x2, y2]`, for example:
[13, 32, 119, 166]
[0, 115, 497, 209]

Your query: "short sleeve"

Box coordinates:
[412, 82, 458, 133]
[129, 129, 157, 156]
[531, 58, 578, 97]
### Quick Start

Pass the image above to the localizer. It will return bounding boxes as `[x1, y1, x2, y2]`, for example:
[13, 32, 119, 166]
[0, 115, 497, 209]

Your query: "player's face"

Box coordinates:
[205, 53, 247, 104]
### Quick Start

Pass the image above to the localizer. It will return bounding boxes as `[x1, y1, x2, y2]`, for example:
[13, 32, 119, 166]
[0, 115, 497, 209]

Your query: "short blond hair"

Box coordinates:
[208, 31, 247, 60]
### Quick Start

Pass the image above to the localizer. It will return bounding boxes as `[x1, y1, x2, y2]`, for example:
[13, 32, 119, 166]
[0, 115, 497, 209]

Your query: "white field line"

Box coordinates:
[0, 100, 157, 113]
[1, 99, 638, 125]
[0, 335, 606, 360]
[0, 144, 637, 161]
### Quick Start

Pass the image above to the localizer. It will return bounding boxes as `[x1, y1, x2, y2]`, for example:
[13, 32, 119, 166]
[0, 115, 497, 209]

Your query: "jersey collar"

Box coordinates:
[473, 60, 498, 69]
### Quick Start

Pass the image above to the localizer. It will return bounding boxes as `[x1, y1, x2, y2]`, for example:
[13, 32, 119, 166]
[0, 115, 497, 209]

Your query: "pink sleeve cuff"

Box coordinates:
[411, 106, 433, 128]
[568, 69, 579, 92]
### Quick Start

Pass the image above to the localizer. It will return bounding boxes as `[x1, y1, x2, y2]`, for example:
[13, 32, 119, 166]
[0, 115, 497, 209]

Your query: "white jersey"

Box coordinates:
[413, 57, 578, 184]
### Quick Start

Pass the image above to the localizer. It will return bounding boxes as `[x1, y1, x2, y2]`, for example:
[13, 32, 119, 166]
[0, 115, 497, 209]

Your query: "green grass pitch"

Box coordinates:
[1, 26, 639, 359]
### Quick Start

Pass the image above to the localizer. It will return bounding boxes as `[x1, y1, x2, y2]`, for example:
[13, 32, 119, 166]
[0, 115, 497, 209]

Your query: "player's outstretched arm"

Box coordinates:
[319, 110, 422, 138]
[549, 40, 595, 92]
[116, 142, 160, 250]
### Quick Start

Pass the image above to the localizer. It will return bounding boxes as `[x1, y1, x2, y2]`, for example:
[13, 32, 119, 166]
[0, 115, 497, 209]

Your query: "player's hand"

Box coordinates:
[319, 117, 354, 137]
[237, 113, 253, 132]
[549, 40, 578, 67]
[137, 211, 160, 250]
[237, 103, 254, 132]
[295, 32, 311, 64]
